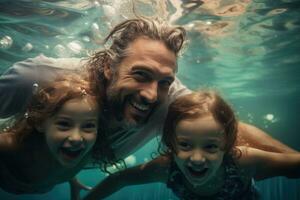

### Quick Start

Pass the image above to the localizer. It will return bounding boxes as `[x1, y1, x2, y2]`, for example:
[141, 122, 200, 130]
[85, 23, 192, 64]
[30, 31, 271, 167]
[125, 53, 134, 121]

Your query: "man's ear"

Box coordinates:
[103, 64, 112, 80]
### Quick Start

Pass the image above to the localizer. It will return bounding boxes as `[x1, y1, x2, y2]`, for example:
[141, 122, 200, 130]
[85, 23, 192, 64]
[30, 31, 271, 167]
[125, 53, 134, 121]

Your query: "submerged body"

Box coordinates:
[83, 91, 300, 200]
[0, 54, 295, 160]
[0, 75, 99, 195]
[0, 18, 298, 199]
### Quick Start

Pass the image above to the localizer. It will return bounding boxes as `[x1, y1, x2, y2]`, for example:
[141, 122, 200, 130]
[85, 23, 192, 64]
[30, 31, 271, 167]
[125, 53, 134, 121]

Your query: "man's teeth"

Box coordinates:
[131, 101, 150, 111]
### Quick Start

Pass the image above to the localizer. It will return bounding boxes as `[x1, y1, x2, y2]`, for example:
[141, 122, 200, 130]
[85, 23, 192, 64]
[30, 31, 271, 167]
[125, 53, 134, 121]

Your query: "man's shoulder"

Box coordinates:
[37, 54, 87, 70]
[1, 54, 88, 83]
[0, 55, 88, 118]
[168, 77, 191, 101]
[10, 54, 86, 72]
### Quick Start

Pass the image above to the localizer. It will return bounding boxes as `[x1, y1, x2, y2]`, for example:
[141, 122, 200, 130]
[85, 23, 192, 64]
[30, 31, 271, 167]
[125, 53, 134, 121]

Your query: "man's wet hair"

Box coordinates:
[86, 17, 186, 98]
[85, 17, 187, 171]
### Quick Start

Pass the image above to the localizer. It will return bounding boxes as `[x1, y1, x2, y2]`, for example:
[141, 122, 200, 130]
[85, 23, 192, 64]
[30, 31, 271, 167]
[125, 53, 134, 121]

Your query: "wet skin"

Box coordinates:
[0, 96, 99, 191]
[104, 37, 177, 129]
[42, 97, 98, 168]
[174, 115, 225, 188]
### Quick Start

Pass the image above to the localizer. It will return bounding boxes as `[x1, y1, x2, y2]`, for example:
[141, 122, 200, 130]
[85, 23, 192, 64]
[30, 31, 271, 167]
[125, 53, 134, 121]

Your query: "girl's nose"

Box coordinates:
[190, 149, 206, 165]
[67, 130, 84, 147]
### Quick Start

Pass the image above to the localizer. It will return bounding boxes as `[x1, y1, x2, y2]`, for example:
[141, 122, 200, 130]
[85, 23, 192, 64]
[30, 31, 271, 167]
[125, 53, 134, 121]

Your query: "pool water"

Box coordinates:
[0, 0, 299, 199]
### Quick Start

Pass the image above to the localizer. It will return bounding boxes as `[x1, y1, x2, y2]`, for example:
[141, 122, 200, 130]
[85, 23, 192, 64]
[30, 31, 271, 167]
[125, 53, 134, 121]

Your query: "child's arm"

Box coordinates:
[237, 146, 300, 180]
[83, 156, 170, 200]
[237, 122, 298, 153]
[69, 177, 92, 200]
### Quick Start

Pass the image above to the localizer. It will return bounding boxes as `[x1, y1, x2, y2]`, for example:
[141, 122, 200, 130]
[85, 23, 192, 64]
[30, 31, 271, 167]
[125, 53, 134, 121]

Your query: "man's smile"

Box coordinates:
[129, 99, 151, 112]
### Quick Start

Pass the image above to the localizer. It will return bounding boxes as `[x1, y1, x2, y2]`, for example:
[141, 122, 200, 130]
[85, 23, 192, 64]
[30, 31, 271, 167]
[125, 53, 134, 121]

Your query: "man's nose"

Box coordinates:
[140, 81, 158, 104]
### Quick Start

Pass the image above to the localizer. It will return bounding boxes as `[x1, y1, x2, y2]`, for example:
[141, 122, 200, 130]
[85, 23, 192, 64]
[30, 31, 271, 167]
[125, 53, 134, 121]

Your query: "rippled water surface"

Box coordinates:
[0, 0, 299, 199]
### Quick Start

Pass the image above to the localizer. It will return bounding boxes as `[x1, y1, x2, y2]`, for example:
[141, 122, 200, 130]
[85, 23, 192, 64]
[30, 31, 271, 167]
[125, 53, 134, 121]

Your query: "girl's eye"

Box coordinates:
[205, 144, 219, 153]
[55, 121, 71, 130]
[178, 141, 192, 151]
[82, 122, 97, 132]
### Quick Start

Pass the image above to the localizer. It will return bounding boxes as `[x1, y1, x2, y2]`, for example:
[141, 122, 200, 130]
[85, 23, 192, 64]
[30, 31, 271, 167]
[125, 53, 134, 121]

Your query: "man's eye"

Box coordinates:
[133, 71, 150, 81]
[159, 79, 172, 88]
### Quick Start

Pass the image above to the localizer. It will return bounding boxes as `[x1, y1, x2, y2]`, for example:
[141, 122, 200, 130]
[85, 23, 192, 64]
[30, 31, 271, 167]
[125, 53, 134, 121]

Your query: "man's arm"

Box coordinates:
[69, 177, 92, 200]
[0, 55, 82, 118]
[83, 156, 169, 200]
[238, 146, 300, 180]
[169, 78, 297, 153]
[0, 58, 36, 118]
[237, 122, 298, 153]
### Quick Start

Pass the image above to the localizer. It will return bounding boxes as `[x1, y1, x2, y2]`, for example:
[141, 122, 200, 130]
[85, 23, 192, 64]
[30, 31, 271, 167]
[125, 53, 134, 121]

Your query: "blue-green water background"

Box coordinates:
[0, 0, 299, 199]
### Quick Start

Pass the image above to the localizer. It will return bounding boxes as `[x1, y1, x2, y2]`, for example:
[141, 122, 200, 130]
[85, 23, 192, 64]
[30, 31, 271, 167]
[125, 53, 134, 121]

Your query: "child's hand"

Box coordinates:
[69, 178, 92, 200]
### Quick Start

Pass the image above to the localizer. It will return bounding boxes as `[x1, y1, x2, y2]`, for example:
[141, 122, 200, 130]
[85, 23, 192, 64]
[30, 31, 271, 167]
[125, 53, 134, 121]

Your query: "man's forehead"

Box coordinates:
[131, 64, 175, 78]
[124, 38, 177, 70]
[129, 37, 175, 54]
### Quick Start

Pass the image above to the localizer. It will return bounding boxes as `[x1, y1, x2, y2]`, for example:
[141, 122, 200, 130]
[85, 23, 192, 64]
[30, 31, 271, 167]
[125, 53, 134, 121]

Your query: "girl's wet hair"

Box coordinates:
[162, 90, 238, 155]
[10, 73, 97, 139]
[4, 73, 111, 170]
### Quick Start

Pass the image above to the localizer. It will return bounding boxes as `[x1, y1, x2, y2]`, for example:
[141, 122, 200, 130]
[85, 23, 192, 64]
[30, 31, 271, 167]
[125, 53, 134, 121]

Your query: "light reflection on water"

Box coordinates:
[0, 0, 299, 199]
[1, 1, 300, 98]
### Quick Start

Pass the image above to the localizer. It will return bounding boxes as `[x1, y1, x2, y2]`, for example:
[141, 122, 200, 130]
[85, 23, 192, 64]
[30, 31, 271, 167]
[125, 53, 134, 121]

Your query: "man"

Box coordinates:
[0, 17, 296, 196]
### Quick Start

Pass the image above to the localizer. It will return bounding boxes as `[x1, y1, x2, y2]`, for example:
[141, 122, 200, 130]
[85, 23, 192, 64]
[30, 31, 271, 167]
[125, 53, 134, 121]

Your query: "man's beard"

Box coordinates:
[106, 86, 148, 130]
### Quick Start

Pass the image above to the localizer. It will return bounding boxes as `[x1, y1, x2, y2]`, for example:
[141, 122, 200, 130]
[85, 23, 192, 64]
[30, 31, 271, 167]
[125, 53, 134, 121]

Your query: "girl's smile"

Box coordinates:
[174, 115, 225, 186]
[41, 97, 98, 168]
[186, 165, 209, 177]
[60, 147, 85, 161]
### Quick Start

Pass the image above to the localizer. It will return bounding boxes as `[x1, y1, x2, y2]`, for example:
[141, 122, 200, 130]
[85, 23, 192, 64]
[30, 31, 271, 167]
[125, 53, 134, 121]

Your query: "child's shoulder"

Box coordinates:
[234, 146, 259, 178]
[0, 131, 19, 154]
[222, 150, 255, 194]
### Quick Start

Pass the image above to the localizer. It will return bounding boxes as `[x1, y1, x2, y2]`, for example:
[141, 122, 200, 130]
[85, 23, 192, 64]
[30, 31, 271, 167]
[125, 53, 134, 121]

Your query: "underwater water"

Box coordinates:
[0, 0, 300, 199]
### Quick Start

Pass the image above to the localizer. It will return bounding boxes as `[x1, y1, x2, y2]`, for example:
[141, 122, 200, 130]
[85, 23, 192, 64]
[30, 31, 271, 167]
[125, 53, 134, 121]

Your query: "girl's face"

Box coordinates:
[174, 114, 225, 186]
[41, 97, 98, 168]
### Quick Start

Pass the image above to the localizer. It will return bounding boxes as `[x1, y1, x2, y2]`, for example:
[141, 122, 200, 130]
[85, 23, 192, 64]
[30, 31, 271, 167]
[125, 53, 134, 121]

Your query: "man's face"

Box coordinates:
[105, 37, 177, 129]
